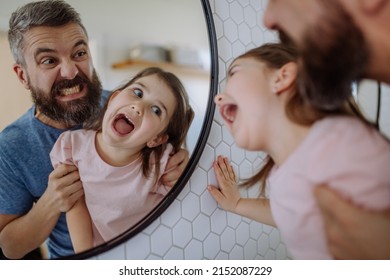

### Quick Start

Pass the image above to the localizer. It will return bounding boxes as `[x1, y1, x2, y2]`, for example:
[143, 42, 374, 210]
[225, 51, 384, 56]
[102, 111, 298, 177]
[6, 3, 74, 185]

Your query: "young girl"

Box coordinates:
[208, 43, 390, 259]
[50, 67, 194, 253]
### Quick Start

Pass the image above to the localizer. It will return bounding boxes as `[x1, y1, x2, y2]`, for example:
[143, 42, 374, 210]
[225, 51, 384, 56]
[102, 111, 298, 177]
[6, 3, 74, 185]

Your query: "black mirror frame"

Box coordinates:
[61, 0, 218, 260]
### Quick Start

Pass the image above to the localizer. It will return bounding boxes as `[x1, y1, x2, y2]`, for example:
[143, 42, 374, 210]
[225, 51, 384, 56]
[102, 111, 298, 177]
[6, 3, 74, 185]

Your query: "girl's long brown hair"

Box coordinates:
[85, 67, 194, 183]
[237, 43, 370, 197]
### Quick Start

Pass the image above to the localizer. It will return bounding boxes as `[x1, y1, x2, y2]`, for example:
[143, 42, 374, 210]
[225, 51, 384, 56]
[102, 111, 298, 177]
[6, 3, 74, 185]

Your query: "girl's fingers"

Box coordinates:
[207, 185, 224, 204]
[215, 156, 236, 182]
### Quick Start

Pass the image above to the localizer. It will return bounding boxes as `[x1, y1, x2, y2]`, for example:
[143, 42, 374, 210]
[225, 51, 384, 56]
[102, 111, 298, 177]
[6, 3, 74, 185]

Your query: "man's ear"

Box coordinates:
[147, 134, 169, 148]
[13, 64, 30, 90]
[272, 62, 297, 95]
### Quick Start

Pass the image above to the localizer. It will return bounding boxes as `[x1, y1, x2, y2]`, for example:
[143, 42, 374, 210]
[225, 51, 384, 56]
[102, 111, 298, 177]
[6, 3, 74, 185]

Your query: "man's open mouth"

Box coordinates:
[58, 85, 82, 96]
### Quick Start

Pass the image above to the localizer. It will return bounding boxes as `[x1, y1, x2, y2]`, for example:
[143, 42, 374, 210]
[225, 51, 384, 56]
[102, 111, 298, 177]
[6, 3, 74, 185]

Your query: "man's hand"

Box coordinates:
[315, 185, 390, 259]
[44, 164, 83, 213]
[0, 164, 83, 259]
[161, 148, 189, 187]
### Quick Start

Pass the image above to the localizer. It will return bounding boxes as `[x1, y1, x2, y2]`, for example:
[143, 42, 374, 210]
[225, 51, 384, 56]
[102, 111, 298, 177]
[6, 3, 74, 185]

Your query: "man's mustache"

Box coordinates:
[51, 74, 89, 93]
[278, 30, 298, 50]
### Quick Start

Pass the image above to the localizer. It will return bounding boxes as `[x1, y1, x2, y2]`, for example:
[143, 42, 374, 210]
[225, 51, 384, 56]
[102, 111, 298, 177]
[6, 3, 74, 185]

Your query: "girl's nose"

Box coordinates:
[131, 104, 142, 116]
[214, 93, 224, 105]
[60, 60, 79, 80]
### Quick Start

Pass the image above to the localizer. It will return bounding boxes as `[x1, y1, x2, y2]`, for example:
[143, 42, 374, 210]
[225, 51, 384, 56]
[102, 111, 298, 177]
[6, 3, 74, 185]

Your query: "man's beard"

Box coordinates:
[30, 70, 102, 128]
[280, 0, 370, 110]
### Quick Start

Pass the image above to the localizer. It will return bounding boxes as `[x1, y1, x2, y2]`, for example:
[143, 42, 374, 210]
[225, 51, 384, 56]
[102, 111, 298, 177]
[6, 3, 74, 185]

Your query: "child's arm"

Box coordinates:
[66, 197, 94, 253]
[208, 156, 276, 227]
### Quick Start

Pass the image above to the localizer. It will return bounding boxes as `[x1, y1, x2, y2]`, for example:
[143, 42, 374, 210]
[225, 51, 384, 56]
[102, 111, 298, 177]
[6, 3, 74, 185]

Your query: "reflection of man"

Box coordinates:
[0, 0, 188, 259]
[263, 0, 390, 259]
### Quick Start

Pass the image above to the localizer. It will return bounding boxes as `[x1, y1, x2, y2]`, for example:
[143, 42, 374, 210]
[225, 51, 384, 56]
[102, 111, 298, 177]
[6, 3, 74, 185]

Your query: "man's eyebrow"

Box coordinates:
[34, 39, 88, 58]
[34, 47, 55, 58]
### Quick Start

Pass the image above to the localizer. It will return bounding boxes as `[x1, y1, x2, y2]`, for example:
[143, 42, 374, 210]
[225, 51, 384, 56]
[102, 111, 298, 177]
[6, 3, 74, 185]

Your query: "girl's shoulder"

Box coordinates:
[307, 116, 390, 165]
[313, 116, 385, 144]
[59, 129, 96, 144]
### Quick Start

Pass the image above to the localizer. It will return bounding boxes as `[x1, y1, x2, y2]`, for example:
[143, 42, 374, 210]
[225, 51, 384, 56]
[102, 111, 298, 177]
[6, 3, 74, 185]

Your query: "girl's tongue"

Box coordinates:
[114, 114, 134, 135]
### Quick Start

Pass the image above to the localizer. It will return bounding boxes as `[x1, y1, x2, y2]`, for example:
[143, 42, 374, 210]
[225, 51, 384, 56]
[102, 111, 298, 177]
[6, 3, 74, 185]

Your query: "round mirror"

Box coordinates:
[0, 0, 217, 259]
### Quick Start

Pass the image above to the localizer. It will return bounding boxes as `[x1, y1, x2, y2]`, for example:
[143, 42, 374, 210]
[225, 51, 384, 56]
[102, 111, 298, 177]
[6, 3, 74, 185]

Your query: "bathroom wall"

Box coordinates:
[95, 0, 291, 260]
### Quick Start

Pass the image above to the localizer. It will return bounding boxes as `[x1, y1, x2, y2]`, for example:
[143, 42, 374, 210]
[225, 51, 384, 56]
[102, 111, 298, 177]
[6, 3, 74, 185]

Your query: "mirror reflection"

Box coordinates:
[0, 0, 211, 259]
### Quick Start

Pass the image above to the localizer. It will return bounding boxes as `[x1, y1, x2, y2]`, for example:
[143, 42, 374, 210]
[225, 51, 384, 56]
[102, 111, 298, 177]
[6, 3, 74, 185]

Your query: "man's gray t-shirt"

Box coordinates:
[0, 106, 77, 258]
[0, 91, 109, 259]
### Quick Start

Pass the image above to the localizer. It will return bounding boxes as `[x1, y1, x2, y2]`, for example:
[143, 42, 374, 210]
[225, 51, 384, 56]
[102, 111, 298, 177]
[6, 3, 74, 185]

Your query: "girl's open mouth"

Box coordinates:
[220, 103, 237, 124]
[113, 113, 135, 135]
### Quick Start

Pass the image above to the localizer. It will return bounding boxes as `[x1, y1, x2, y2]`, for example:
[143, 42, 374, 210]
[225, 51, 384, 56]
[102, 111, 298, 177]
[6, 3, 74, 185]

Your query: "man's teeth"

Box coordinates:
[60, 85, 80, 96]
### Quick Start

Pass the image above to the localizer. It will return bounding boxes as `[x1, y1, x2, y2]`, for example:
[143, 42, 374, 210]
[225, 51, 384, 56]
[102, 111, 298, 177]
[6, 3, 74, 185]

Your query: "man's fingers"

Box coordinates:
[166, 149, 189, 171]
[314, 185, 346, 223]
[52, 164, 78, 178]
[161, 168, 181, 188]
[60, 182, 84, 212]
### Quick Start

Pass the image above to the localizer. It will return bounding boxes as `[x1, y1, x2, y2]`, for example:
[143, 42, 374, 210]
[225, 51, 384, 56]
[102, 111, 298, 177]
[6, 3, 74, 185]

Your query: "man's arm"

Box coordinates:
[161, 148, 189, 187]
[0, 164, 82, 259]
[315, 185, 390, 259]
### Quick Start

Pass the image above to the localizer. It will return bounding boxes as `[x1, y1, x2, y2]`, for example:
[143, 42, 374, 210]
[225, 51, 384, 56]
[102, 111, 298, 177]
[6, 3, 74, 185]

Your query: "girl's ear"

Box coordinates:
[13, 64, 30, 90]
[272, 62, 298, 95]
[108, 90, 120, 103]
[147, 134, 169, 148]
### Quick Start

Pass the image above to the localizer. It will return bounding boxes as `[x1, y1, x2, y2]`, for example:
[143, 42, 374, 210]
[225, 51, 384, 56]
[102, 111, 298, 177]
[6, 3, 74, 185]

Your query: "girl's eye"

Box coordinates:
[152, 106, 161, 116]
[133, 88, 143, 98]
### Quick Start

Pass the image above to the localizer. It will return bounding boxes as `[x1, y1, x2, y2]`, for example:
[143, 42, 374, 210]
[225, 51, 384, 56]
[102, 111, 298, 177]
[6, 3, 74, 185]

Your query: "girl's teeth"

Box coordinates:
[60, 85, 80, 96]
[223, 106, 234, 122]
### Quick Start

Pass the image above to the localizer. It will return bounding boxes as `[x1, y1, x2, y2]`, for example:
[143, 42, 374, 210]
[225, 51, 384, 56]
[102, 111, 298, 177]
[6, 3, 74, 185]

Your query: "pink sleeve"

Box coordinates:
[50, 131, 76, 168]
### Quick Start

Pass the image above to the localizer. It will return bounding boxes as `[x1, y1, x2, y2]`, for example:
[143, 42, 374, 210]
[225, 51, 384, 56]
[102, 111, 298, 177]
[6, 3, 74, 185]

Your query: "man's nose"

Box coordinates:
[262, 5, 276, 30]
[60, 60, 79, 80]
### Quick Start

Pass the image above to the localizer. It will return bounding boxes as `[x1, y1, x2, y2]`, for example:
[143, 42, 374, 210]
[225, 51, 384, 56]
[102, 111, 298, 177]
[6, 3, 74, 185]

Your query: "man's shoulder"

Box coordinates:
[100, 89, 111, 107]
[0, 108, 34, 146]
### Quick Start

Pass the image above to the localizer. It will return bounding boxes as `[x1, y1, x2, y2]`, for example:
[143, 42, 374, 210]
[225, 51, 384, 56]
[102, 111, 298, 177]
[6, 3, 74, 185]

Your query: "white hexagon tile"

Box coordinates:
[96, 0, 291, 260]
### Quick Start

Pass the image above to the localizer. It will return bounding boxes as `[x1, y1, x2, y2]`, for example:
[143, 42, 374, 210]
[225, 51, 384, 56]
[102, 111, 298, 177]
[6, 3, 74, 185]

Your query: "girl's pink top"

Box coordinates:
[269, 116, 390, 259]
[50, 129, 172, 246]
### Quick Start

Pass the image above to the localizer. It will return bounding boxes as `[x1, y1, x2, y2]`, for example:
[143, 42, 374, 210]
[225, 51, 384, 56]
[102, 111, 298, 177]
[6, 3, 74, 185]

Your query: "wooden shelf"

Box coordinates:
[111, 59, 209, 77]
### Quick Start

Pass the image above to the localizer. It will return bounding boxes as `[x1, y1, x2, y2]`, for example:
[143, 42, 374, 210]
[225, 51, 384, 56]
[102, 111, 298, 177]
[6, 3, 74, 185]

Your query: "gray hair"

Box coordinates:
[8, 0, 88, 65]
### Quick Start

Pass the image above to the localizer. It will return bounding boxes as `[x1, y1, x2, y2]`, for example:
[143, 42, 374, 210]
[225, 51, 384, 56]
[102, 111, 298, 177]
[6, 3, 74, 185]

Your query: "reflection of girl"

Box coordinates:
[50, 67, 194, 253]
[208, 43, 390, 259]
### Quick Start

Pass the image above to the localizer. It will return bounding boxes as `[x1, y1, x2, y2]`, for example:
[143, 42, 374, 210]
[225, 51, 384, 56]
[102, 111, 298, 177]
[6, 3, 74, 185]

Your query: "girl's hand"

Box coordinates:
[208, 156, 240, 213]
